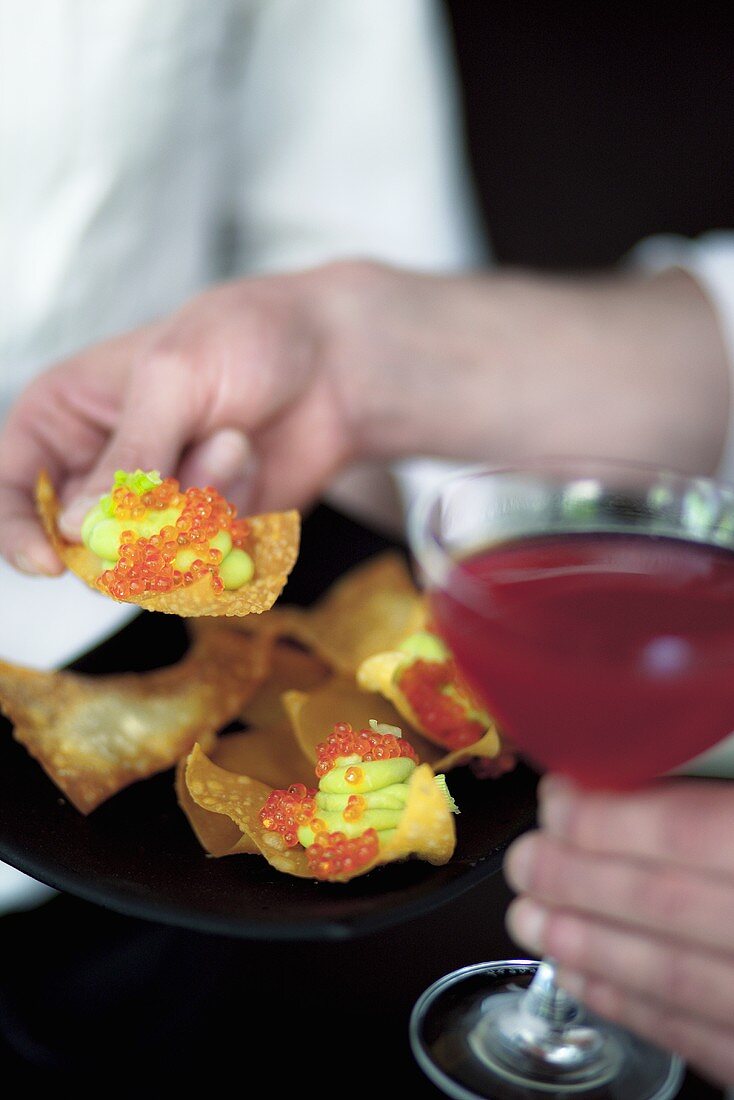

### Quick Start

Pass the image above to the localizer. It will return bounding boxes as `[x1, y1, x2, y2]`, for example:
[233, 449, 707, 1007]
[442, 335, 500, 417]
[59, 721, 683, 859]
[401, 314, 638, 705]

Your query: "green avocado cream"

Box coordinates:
[297, 743, 458, 848]
[397, 631, 450, 663]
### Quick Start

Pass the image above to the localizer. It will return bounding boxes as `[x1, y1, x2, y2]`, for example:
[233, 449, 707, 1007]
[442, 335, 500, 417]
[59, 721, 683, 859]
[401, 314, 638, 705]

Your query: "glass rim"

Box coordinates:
[406, 454, 734, 622]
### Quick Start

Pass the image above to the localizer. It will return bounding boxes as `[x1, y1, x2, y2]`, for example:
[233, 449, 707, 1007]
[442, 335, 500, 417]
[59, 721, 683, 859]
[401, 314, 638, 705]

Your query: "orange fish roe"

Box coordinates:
[306, 828, 379, 880]
[259, 783, 317, 848]
[398, 659, 486, 751]
[342, 794, 367, 822]
[111, 476, 183, 521]
[314, 721, 418, 779]
[98, 478, 252, 600]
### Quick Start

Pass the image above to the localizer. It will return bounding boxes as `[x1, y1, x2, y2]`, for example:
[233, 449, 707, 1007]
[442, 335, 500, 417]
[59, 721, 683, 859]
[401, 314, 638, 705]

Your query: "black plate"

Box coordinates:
[0, 505, 538, 941]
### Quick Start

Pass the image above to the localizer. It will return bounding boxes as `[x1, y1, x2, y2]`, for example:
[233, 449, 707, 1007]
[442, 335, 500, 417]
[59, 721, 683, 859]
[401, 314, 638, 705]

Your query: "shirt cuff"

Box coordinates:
[629, 231, 734, 483]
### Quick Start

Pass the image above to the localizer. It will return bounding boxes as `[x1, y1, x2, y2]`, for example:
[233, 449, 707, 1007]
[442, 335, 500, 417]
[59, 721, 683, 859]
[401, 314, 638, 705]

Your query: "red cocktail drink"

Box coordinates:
[408, 460, 720, 1099]
[433, 532, 734, 788]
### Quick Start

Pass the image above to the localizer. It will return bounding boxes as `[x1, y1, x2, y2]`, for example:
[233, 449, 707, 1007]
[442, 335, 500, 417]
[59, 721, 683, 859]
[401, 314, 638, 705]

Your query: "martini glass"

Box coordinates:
[407, 456, 734, 1099]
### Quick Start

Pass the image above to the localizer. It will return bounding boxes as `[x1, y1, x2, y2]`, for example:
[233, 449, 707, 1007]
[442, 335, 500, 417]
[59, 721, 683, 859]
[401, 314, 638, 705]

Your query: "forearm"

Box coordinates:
[325, 263, 729, 474]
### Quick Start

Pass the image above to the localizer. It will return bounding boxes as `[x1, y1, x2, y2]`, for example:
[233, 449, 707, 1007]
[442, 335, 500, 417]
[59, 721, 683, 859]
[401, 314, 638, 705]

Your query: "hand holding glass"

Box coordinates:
[407, 458, 734, 1099]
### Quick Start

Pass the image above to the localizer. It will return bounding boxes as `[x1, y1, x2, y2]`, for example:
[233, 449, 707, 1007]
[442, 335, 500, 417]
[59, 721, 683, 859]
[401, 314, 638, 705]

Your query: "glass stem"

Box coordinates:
[470, 957, 622, 1086]
[522, 957, 584, 1029]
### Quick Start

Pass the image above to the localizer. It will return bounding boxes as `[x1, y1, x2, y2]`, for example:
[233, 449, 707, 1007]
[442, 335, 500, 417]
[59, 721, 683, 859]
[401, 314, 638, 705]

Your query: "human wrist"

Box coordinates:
[309, 259, 730, 475]
[314, 262, 518, 463]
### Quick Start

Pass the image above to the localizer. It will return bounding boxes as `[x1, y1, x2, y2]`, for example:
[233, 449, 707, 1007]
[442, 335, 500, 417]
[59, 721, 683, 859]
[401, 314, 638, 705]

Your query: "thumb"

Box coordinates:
[59, 353, 200, 539]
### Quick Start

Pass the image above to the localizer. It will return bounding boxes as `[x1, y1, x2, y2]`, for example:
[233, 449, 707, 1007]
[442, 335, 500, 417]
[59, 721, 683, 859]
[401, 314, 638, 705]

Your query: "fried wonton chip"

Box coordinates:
[282, 676, 444, 768]
[175, 724, 314, 857]
[225, 551, 427, 673]
[432, 726, 504, 772]
[239, 642, 330, 728]
[357, 651, 511, 772]
[356, 651, 424, 731]
[0, 630, 270, 814]
[36, 470, 300, 617]
[184, 744, 456, 881]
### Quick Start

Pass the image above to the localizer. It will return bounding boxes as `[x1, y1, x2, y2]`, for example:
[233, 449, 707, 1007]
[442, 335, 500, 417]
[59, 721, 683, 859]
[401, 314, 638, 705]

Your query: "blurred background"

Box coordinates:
[443, 1, 733, 269]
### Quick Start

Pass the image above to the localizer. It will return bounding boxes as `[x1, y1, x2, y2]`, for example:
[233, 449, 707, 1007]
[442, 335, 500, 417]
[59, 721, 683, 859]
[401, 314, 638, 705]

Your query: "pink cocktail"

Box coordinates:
[407, 458, 731, 1100]
[434, 531, 734, 788]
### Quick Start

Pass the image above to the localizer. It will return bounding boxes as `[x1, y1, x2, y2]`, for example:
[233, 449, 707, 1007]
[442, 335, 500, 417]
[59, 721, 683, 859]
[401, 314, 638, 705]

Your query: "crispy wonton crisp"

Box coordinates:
[224, 551, 426, 673]
[36, 470, 300, 617]
[184, 744, 456, 881]
[0, 630, 270, 813]
[175, 724, 314, 857]
[282, 676, 444, 768]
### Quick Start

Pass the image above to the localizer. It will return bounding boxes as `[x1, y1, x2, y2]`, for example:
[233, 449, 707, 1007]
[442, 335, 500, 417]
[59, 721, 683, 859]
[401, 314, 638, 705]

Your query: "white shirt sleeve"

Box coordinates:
[630, 230, 734, 484]
[633, 232, 734, 779]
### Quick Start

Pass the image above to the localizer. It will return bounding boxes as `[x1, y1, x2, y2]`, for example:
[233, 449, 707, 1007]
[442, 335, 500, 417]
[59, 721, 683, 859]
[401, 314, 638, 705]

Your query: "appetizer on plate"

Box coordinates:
[37, 468, 300, 617]
[182, 720, 458, 882]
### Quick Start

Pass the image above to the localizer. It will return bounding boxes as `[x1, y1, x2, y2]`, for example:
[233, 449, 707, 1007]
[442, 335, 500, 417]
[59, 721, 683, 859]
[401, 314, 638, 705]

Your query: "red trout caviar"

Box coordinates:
[315, 721, 418, 778]
[306, 828, 379, 880]
[98, 478, 252, 600]
[111, 476, 183, 521]
[398, 659, 486, 750]
[259, 783, 317, 848]
[342, 794, 366, 822]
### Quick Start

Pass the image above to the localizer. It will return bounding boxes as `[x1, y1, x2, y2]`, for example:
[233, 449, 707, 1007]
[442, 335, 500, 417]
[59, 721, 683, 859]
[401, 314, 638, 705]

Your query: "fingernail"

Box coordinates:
[59, 496, 99, 540]
[503, 832, 540, 893]
[14, 547, 61, 576]
[506, 898, 547, 954]
[197, 429, 251, 486]
[538, 774, 575, 837]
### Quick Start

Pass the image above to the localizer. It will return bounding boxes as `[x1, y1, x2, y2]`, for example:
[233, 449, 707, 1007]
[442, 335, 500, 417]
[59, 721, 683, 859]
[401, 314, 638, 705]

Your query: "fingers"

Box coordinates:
[504, 830, 734, 955]
[559, 961, 734, 1087]
[538, 773, 734, 877]
[507, 895, 734, 1031]
[176, 427, 255, 503]
[59, 351, 200, 539]
[568, 982, 734, 1088]
[0, 323, 161, 570]
[505, 837, 734, 1085]
[508, 893, 734, 1091]
[0, 485, 63, 575]
[246, 376, 352, 513]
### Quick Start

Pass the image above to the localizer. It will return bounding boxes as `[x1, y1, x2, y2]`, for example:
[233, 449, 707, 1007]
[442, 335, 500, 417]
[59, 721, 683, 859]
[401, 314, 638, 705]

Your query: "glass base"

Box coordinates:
[410, 960, 685, 1100]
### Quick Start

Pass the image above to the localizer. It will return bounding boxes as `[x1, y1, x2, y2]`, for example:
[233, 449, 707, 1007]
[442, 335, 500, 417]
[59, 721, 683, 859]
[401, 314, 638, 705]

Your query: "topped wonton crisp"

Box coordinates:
[183, 718, 458, 881]
[36, 469, 300, 617]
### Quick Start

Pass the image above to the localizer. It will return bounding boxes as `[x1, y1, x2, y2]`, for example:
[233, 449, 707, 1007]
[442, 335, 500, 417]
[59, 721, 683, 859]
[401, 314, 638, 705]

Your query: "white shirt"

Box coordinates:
[633, 232, 734, 779]
[0, 0, 484, 909]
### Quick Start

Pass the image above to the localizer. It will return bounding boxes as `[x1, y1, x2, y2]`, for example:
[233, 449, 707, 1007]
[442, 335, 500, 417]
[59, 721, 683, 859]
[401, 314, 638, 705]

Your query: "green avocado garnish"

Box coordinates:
[219, 547, 255, 589]
[297, 739, 458, 849]
[398, 631, 450, 663]
[317, 756, 416, 794]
